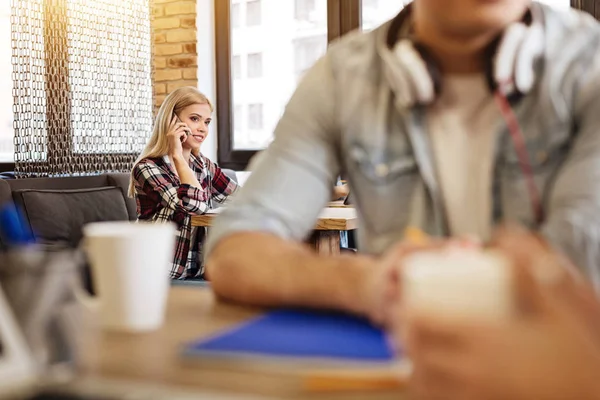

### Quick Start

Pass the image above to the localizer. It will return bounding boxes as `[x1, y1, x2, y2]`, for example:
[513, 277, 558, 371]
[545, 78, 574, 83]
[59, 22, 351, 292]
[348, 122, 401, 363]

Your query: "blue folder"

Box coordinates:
[183, 309, 396, 365]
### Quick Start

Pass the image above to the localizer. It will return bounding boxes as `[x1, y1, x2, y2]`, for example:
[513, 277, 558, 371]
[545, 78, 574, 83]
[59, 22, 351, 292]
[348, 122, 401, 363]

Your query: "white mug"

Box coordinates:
[82, 221, 176, 332]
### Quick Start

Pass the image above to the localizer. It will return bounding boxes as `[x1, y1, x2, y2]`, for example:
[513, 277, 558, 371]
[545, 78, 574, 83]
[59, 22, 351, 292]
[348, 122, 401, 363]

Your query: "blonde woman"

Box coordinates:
[129, 87, 238, 280]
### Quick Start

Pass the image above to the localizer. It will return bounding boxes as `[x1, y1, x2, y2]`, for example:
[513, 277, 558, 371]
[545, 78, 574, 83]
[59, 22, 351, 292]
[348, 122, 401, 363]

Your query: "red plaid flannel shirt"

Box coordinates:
[132, 154, 238, 279]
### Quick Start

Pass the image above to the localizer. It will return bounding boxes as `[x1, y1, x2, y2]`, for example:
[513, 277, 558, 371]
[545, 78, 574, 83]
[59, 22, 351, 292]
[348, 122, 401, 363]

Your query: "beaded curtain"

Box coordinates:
[11, 0, 153, 177]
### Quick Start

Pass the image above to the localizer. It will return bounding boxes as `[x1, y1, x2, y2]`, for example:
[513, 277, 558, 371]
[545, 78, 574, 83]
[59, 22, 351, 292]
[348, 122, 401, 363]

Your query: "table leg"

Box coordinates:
[309, 231, 341, 256]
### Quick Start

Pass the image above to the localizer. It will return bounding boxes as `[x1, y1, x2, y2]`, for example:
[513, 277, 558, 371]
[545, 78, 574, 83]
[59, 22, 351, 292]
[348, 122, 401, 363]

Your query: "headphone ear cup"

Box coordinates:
[514, 23, 544, 94]
[494, 23, 528, 94]
[494, 21, 544, 95]
[393, 40, 437, 106]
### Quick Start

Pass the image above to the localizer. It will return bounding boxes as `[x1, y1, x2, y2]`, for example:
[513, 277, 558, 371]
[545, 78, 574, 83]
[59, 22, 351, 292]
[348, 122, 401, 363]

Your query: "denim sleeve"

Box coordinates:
[541, 34, 600, 290]
[204, 55, 341, 258]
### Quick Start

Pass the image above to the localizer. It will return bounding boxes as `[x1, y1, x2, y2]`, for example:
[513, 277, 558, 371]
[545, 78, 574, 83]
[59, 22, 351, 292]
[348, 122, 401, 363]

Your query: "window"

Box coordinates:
[234, 104, 243, 131]
[537, 0, 570, 9]
[248, 104, 263, 130]
[232, 55, 242, 79]
[362, 0, 406, 31]
[293, 35, 327, 79]
[362, 0, 377, 8]
[231, 3, 241, 28]
[247, 53, 263, 78]
[219, 1, 327, 155]
[295, 0, 316, 22]
[0, 1, 13, 162]
[246, 0, 262, 26]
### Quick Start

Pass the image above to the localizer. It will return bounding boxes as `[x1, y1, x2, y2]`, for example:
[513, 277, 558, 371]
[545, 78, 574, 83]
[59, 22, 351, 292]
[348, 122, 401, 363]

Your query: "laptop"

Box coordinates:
[0, 286, 272, 400]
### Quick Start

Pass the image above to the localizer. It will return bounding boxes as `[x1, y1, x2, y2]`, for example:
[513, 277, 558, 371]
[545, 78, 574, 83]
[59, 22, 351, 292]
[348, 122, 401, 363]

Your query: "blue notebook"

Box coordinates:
[182, 309, 397, 367]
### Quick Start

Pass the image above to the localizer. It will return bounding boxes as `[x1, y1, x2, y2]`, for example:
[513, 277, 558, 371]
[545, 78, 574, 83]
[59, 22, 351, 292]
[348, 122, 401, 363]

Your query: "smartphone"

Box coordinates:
[174, 114, 192, 142]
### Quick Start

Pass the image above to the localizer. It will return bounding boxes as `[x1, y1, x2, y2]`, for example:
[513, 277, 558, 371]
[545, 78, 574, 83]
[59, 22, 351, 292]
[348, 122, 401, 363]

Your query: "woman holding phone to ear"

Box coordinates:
[129, 87, 238, 280]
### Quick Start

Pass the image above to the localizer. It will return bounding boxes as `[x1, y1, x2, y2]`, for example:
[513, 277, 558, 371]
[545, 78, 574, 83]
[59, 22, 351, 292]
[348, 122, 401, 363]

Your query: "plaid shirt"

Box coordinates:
[132, 154, 238, 279]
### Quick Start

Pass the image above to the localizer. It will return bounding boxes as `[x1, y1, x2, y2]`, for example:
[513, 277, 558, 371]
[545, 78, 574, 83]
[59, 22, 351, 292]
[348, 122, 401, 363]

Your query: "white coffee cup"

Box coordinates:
[82, 221, 176, 332]
[402, 248, 514, 321]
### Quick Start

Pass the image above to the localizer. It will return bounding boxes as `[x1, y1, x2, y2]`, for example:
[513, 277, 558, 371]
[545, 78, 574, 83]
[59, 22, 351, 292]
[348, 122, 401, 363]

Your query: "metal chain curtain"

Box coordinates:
[571, 0, 600, 20]
[11, 0, 153, 177]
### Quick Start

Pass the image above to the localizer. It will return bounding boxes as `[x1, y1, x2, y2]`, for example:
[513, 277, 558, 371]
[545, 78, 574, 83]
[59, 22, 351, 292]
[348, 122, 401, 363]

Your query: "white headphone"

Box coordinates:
[384, 4, 546, 108]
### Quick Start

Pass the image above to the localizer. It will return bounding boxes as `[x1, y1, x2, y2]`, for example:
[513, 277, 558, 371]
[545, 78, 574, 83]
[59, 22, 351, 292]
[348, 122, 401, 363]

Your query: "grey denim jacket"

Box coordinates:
[207, 4, 600, 288]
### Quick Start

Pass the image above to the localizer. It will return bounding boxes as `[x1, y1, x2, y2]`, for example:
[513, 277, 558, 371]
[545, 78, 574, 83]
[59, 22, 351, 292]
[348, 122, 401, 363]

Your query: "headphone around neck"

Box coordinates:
[385, 2, 546, 108]
[381, 3, 547, 225]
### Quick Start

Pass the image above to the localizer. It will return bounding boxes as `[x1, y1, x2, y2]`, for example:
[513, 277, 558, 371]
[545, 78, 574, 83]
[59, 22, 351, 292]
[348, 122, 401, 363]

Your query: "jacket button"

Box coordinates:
[375, 163, 389, 178]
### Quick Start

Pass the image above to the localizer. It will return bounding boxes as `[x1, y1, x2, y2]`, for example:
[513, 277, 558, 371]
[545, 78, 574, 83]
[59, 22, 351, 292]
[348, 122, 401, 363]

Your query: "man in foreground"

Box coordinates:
[205, 0, 600, 325]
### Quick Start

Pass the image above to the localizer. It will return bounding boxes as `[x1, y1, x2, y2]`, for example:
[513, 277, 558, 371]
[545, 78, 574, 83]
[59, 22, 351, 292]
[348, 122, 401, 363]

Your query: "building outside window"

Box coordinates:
[247, 52, 263, 78]
[246, 0, 262, 26]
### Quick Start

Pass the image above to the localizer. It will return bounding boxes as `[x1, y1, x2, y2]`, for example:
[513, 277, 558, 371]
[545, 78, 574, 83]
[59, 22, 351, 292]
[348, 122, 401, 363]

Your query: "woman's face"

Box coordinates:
[178, 103, 212, 150]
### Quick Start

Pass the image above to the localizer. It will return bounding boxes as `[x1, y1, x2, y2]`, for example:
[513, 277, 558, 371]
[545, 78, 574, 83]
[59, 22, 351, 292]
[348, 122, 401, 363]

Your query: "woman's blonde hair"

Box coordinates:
[128, 86, 214, 197]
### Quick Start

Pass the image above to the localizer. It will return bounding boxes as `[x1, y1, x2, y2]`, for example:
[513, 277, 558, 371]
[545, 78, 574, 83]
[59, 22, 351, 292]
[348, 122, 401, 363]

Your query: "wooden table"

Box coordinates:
[192, 208, 358, 256]
[80, 287, 407, 400]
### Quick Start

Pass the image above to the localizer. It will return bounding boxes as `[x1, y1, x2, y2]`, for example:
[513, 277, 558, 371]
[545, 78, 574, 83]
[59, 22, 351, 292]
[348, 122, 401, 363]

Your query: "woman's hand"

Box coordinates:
[405, 227, 600, 400]
[167, 115, 190, 160]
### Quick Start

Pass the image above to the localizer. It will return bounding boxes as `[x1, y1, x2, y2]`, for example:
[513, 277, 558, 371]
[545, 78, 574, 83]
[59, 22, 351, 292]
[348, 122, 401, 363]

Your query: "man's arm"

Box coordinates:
[207, 232, 375, 315]
[541, 40, 600, 290]
[204, 55, 374, 316]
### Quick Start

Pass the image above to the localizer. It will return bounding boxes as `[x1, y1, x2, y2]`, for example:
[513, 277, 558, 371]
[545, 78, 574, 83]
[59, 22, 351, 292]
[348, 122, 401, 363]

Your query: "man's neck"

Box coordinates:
[413, 26, 497, 75]
[410, 3, 502, 75]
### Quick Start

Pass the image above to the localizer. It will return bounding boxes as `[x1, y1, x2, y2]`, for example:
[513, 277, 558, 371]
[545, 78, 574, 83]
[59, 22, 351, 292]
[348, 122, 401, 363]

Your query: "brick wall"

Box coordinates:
[152, 0, 198, 112]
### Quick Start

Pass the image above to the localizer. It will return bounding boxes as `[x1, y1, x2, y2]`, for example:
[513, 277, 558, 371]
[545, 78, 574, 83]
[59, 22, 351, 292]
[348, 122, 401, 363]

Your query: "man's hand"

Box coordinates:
[404, 227, 600, 400]
[363, 232, 479, 329]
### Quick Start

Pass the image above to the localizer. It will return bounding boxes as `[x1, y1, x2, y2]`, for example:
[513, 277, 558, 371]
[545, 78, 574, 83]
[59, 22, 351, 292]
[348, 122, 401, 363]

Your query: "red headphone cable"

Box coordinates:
[494, 88, 545, 225]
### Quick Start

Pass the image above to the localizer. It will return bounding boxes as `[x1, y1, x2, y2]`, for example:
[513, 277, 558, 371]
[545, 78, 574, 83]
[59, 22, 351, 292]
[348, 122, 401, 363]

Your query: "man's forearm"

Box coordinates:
[205, 232, 375, 317]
